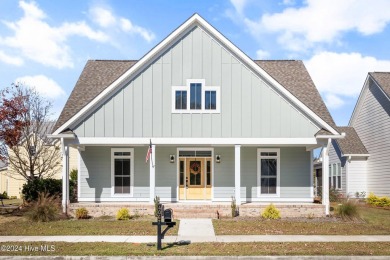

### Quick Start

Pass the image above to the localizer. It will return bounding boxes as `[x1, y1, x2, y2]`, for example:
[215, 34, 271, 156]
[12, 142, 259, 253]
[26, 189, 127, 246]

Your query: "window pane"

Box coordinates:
[337, 176, 341, 189]
[115, 159, 123, 176]
[211, 91, 216, 109]
[205, 91, 210, 109]
[179, 161, 184, 186]
[261, 159, 276, 176]
[261, 178, 269, 194]
[268, 178, 276, 194]
[189, 160, 201, 185]
[176, 91, 187, 110]
[333, 176, 336, 188]
[207, 160, 211, 185]
[115, 177, 122, 193]
[190, 83, 201, 109]
[123, 160, 130, 176]
[123, 177, 130, 193]
[205, 91, 216, 110]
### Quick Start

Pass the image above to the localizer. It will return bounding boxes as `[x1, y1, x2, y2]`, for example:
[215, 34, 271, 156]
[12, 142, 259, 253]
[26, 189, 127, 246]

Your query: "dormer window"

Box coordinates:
[172, 79, 220, 113]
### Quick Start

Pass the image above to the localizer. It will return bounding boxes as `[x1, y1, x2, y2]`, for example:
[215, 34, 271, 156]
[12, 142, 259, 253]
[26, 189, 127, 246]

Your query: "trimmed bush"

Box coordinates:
[22, 178, 62, 202]
[261, 204, 281, 219]
[75, 207, 89, 219]
[116, 208, 130, 220]
[367, 192, 390, 207]
[335, 200, 360, 220]
[26, 192, 60, 222]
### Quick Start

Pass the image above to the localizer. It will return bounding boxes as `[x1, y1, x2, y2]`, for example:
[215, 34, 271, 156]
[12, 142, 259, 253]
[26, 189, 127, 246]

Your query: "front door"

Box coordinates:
[179, 156, 212, 200]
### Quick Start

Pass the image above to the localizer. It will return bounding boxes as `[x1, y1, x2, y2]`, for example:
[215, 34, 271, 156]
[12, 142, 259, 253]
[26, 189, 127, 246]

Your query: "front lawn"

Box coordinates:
[0, 215, 179, 236]
[213, 205, 390, 235]
[0, 242, 390, 256]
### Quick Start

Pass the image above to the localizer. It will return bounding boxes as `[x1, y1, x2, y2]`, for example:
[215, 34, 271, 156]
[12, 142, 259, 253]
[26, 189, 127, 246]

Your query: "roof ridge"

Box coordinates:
[91, 59, 138, 62]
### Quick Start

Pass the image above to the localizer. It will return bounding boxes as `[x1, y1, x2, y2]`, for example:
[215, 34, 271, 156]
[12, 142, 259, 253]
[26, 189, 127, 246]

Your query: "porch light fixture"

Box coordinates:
[216, 155, 221, 163]
[170, 155, 175, 163]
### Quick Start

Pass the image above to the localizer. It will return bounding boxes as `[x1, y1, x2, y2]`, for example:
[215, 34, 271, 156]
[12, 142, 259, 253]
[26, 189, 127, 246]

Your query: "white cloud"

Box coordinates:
[235, 0, 390, 52]
[324, 93, 344, 109]
[15, 75, 66, 99]
[230, 0, 248, 15]
[305, 51, 390, 108]
[0, 1, 108, 69]
[89, 6, 116, 28]
[89, 5, 155, 43]
[256, 49, 270, 59]
[0, 50, 24, 66]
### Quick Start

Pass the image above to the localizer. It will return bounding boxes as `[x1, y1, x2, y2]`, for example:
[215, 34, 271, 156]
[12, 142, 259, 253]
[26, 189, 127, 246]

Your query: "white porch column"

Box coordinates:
[61, 138, 69, 213]
[322, 139, 331, 215]
[235, 145, 241, 205]
[149, 144, 156, 203]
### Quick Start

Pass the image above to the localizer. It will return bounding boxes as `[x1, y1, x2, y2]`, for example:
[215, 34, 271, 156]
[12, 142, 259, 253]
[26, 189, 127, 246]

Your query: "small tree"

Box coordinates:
[0, 84, 61, 181]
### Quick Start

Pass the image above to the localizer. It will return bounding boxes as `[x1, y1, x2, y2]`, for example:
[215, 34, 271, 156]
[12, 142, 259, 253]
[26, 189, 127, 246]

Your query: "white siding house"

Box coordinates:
[51, 14, 342, 216]
[349, 73, 390, 197]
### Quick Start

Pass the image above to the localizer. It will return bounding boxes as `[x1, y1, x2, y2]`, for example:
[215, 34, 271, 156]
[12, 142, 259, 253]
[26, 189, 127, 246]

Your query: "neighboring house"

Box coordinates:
[325, 127, 369, 197]
[327, 72, 390, 198]
[0, 124, 78, 199]
[51, 14, 342, 216]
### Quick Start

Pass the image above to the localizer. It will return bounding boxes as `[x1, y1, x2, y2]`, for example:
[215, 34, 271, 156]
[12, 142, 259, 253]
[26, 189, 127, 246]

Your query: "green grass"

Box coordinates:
[0, 215, 179, 236]
[0, 242, 390, 256]
[213, 205, 390, 235]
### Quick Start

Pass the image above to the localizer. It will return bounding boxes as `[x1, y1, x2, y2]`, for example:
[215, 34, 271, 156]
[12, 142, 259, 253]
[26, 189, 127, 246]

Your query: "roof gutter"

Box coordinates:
[316, 132, 346, 139]
[342, 154, 370, 157]
[47, 134, 76, 139]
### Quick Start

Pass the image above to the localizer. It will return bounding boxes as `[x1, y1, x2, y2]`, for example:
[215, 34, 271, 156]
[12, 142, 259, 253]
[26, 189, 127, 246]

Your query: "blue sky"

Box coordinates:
[1, 0, 390, 126]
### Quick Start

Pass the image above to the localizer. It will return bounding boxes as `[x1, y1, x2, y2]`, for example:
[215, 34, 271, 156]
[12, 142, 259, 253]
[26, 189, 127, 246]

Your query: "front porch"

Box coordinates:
[69, 202, 325, 218]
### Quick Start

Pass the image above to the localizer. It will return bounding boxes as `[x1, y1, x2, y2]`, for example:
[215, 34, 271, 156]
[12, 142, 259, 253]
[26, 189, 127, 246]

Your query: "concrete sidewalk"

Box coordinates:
[1, 235, 390, 243]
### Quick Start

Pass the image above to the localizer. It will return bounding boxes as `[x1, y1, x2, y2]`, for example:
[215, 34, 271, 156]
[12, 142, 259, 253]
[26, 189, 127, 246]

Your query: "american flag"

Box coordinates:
[145, 139, 152, 163]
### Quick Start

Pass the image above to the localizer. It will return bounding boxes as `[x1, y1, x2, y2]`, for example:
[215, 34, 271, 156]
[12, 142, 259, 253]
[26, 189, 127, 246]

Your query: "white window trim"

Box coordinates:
[111, 148, 134, 197]
[172, 79, 220, 114]
[257, 148, 280, 197]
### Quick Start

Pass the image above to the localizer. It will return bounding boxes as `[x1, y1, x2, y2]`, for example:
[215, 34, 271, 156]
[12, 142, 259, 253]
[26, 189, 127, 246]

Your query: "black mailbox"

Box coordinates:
[163, 208, 173, 223]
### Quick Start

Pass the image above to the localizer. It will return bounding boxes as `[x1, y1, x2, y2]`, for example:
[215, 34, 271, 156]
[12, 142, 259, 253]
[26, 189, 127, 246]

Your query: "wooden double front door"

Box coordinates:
[179, 157, 212, 200]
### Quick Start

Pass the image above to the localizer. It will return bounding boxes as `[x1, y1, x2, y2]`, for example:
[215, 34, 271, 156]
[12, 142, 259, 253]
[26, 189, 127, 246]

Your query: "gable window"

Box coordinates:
[172, 79, 220, 113]
[111, 148, 134, 196]
[257, 149, 280, 197]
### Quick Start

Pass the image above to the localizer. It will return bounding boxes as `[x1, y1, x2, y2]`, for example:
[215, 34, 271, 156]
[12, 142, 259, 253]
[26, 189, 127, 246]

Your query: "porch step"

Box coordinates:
[164, 204, 231, 219]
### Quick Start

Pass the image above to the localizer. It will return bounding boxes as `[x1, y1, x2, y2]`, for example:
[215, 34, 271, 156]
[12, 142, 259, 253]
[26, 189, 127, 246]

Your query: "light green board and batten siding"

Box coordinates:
[74, 26, 319, 139]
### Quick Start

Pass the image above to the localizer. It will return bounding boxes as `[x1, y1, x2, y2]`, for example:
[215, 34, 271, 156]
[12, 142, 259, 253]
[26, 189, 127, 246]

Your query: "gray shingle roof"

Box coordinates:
[255, 60, 336, 130]
[370, 72, 390, 98]
[54, 59, 337, 134]
[53, 60, 137, 131]
[335, 126, 368, 155]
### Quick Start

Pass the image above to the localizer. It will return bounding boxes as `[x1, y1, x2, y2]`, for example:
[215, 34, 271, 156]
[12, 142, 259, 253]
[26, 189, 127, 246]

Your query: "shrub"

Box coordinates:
[0, 191, 8, 199]
[116, 208, 131, 220]
[69, 179, 77, 203]
[70, 169, 78, 182]
[366, 192, 390, 207]
[22, 178, 62, 202]
[26, 192, 60, 222]
[261, 204, 281, 219]
[329, 188, 343, 202]
[231, 196, 238, 217]
[154, 196, 160, 217]
[335, 200, 360, 220]
[75, 207, 89, 219]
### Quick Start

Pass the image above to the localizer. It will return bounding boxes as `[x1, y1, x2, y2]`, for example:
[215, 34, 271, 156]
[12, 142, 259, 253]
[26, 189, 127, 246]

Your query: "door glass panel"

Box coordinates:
[206, 160, 211, 186]
[180, 160, 184, 186]
[189, 160, 201, 185]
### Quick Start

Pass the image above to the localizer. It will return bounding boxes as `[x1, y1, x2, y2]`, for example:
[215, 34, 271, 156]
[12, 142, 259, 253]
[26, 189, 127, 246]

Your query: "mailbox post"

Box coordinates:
[152, 203, 176, 250]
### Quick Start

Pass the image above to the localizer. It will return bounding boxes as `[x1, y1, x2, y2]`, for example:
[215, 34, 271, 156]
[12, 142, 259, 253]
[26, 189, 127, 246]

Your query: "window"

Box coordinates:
[337, 163, 341, 189]
[258, 149, 280, 197]
[175, 91, 187, 110]
[206, 159, 211, 186]
[111, 148, 134, 196]
[329, 163, 341, 190]
[172, 79, 220, 113]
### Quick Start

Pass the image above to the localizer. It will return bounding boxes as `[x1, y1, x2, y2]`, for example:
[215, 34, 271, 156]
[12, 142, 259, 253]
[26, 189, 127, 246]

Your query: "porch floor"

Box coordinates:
[69, 202, 325, 218]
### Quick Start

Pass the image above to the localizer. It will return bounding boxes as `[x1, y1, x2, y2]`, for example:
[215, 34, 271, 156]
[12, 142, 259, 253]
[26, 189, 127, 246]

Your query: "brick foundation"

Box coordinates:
[69, 202, 325, 218]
